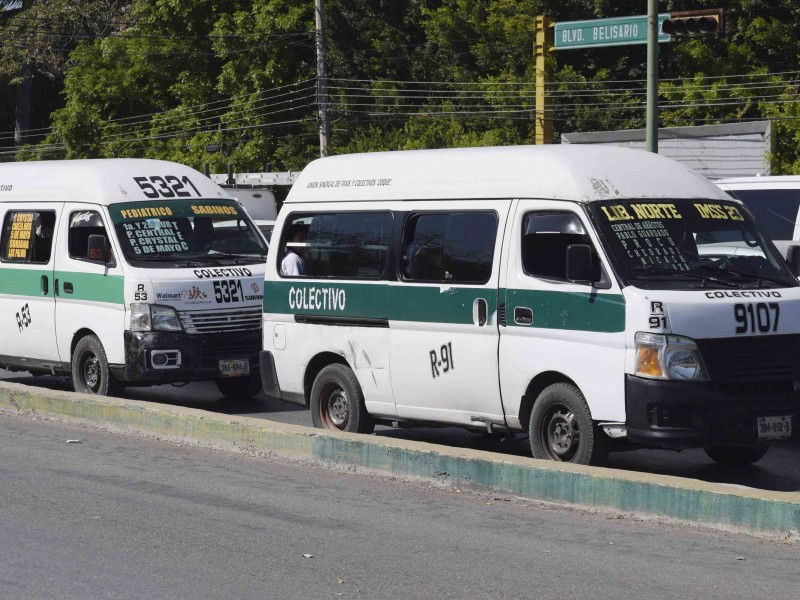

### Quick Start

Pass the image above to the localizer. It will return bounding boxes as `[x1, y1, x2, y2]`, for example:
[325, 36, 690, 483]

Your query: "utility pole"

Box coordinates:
[534, 16, 553, 145]
[646, 0, 659, 153]
[14, 0, 36, 150]
[315, 0, 330, 157]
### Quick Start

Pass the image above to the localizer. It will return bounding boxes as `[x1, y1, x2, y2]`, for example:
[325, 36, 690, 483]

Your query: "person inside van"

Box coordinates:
[192, 216, 216, 252]
[281, 225, 308, 276]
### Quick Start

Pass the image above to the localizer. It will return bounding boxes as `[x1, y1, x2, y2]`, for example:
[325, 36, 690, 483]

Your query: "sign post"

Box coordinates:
[646, 0, 659, 153]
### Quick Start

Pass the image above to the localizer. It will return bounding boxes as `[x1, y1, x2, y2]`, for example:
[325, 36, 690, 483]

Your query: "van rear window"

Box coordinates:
[0, 210, 55, 264]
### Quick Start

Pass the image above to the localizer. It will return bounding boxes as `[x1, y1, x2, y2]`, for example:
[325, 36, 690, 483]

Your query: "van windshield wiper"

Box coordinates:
[206, 251, 259, 264]
[694, 263, 794, 288]
[632, 265, 741, 288]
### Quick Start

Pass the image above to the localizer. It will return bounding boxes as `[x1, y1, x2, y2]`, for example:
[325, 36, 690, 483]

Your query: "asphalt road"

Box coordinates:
[1, 410, 798, 600]
[3, 370, 800, 493]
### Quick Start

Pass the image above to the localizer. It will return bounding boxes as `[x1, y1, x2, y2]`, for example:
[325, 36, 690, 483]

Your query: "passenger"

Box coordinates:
[281, 225, 308, 276]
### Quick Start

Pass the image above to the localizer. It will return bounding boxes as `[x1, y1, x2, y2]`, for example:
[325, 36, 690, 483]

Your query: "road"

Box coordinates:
[1, 410, 798, 600]
[3, 369, 800, 493]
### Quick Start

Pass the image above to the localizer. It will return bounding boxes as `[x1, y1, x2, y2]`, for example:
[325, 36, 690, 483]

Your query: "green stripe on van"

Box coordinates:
[0, 267, 53, 297]
[263, 280, 623, 331]
[0, 268, 124, 304]
[263, 280, 495, 325]
[55, 271, 124, 304]
[504, 289, 625, 333]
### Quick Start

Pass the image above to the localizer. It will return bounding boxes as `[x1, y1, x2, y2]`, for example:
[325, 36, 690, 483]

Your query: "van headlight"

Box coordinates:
[634, 332, 708, 381]
[130, 303, 183, 332]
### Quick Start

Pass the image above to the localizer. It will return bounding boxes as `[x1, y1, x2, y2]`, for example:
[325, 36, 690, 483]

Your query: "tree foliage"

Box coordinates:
[2, 0, 800, 173]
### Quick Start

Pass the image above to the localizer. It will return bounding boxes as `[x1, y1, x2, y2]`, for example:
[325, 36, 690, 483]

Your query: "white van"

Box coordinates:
[715, 176, 800, 258]
[260, 146, 800, 466]
[0, 159, 267, 398]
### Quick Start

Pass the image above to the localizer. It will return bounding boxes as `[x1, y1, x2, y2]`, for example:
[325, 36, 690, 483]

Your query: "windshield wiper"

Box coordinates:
[694, 263, 794, 288]
[633, 265, 741, 288]
[205, 251, 261, 264]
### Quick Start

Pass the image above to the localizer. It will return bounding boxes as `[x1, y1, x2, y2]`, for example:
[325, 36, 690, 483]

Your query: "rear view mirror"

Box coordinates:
[566, 244, 598, 284]
[787, 245, 800, 277]
[87, 234, 109, 264]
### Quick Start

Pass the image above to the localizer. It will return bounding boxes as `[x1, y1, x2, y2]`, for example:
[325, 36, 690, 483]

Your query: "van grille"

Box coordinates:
[178, 306, 262, 335]
[696, 335, 800, 383]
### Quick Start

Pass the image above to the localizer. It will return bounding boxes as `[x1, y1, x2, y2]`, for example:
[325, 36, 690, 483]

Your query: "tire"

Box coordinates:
[310, 364, 374, 434]
[529, 383, 607, 466]
[71, 334, 124, 397]
[216, 374, 261, 399]
[704, 445, 769, 469]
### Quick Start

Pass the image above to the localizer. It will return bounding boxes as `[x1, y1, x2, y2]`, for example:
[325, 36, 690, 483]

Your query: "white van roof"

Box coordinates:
[0, 158, 230, 205]
[286, 145, 730, 204]
[715, 175, 800, 190]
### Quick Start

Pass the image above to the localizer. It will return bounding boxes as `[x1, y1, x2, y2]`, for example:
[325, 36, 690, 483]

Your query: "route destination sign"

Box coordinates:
[555, 14, 671, 50]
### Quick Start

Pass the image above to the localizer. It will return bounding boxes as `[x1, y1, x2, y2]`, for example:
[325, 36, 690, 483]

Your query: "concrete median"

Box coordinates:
[1, 379, 798, 538]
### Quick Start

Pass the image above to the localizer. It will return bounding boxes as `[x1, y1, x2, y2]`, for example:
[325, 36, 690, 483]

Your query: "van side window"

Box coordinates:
[402, 212, 497, 283]
[522, 211, 594, 281]
[68, 211, 113, 263]
[280, 212, 393, 279]
[1, 210, 56, 264]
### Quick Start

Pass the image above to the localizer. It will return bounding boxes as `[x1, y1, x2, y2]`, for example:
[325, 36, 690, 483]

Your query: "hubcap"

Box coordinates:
[320, 383, 349, 430]
[81, 352, 101, 392]
[543, 405, 580, 461]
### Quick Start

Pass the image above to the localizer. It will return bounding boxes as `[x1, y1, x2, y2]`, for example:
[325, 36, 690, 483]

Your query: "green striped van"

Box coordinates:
[260, 146, 800, 466]
[0, 159, 267, 398]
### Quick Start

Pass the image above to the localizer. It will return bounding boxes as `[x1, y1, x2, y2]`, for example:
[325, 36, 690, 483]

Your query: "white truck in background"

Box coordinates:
[211, 171, 300, 243]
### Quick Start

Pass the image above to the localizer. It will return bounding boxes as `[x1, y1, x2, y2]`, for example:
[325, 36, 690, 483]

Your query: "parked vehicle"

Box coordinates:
[260, 146, 800, 466]
[715, 175, 800, 258]
[0, 159, 267, 398]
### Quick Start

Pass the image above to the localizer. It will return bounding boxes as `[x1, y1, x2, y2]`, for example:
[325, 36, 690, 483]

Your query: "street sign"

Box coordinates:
[555, 14, 671, 49]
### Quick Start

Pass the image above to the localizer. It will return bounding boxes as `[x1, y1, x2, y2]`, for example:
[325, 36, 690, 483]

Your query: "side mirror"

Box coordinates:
[566, 244, 598, 284]
[787, 245, 800, 277]
[87, 234, 109, 264]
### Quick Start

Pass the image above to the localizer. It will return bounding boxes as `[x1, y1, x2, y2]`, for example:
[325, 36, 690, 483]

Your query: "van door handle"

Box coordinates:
[63, 282, 74, 294]
[41, 275, 49, 296]
[514, 306, 533, 326]
[473, 298, 488, 327]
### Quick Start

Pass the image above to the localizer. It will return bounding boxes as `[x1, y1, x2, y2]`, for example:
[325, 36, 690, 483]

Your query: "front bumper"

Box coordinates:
[625, 375, 800, 449]
[117, 330, 261, 384]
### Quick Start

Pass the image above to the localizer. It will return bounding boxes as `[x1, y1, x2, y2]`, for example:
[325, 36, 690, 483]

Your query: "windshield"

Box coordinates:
[109, 199, 267, 267]
[590, 199, 797, 290]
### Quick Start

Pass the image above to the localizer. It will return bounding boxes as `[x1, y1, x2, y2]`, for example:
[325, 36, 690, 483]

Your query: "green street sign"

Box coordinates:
[555, 14, 671, 49]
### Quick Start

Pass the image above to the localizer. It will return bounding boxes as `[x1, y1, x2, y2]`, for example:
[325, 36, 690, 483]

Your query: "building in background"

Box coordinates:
[562, 121, 773, 180]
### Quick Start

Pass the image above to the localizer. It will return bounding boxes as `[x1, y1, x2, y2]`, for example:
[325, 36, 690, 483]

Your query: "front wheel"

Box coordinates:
[71, 335, 124, 397]
[529, 383, 607, 466]
[704, 445, 769, 469]
[310, 364, 374, 434]
[216, 374, 261, 399]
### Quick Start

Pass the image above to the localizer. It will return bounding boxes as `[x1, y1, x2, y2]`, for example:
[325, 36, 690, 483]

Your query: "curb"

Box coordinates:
[1, 380, 798, 538]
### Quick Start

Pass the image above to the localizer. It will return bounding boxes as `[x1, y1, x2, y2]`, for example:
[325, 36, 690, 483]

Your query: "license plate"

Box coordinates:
[757, 415, 792, 440]
[218, 359, 250, 377]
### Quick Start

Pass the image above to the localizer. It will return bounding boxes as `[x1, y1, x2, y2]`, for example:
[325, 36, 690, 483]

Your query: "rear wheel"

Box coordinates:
[71, 335, 124, 397]
[529, 383, 607, 466]
[704, 445, 769, 469]
[310, 364, 374, 434]
[216, 374, 261, 399]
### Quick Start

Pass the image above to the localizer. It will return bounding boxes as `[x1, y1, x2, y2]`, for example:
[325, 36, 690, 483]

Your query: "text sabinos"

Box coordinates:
[289, 286, 346, 311]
